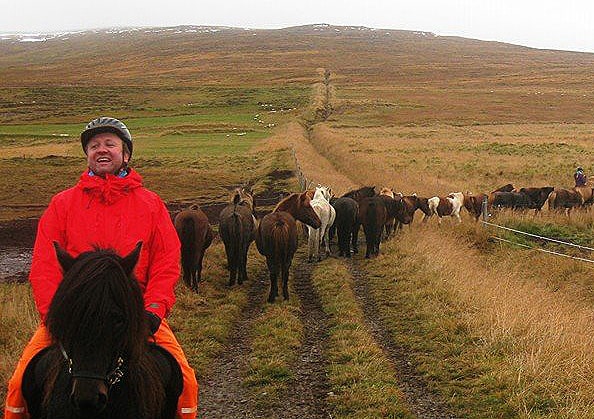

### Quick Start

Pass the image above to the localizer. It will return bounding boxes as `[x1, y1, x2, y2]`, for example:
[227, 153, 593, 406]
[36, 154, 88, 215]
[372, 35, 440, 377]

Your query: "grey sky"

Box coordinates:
[2, 0, 594, 53]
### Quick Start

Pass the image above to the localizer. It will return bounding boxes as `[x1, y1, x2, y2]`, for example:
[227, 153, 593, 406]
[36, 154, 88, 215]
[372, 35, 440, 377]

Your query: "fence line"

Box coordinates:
[479, 196, 594, 265]
[481, 220, 594, 252]
[291, 147, 316, 192]
[489, 236, 594, 264]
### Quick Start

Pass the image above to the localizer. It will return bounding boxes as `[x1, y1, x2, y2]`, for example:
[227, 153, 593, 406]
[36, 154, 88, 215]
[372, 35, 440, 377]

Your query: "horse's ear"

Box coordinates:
[54, 242, 75, 273]
[121, 242, 143, 276]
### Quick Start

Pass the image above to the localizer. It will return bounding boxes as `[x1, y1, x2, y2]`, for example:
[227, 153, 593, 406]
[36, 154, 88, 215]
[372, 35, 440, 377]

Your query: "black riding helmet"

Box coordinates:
[80, 117, 133, 158]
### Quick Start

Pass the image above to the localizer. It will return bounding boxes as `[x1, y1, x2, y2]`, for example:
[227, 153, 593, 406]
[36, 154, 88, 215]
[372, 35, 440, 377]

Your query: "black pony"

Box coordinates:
[330, 197, 358, 257]
[219, 188, 256, 286]
[22, 243, 182, 419]
[341, 186, 376, 254]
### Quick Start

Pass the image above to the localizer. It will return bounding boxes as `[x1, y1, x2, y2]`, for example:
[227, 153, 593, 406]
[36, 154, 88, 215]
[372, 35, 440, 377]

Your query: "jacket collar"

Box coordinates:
[78, 168, 143, 204]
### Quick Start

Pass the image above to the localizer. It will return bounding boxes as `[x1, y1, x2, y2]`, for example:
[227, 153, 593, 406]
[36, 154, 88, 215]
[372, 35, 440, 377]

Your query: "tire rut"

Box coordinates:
[347, 259, 458, 419]
[265, 252, 332, 419]
[198, 270, 269, 419]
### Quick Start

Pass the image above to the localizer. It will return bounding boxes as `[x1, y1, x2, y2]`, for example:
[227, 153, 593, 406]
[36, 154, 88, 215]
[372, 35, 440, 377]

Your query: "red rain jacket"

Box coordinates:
[29, 169, 180, 322]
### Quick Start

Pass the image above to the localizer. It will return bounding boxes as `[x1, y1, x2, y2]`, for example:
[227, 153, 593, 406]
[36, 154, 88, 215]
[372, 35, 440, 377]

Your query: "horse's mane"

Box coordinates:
[45, 247, 165, 416]
[342, 185, 375, 199]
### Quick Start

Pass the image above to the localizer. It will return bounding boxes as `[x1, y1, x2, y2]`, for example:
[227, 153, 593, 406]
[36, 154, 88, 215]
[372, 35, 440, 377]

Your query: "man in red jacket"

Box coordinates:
[4, 117, 198, 419]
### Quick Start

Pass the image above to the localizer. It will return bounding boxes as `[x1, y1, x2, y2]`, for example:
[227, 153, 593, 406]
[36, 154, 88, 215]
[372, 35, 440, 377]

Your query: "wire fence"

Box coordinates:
[479, 197, 594, 265]
[291, 148, 316, 192]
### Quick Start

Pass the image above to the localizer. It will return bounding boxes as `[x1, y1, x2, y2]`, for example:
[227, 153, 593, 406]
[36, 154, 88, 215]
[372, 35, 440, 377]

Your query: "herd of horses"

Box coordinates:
[24, 180, 592, 417]
[172, 180, 594, 305]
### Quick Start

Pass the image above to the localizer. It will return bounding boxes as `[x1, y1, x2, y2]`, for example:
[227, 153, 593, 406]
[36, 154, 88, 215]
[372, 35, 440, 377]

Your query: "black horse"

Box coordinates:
[330, 197, 359, 257]
[22, 243, 182, 419]
[342, 186, 376, 254]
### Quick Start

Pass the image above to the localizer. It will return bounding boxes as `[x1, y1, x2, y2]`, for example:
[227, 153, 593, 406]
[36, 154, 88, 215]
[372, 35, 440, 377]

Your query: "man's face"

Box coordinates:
[86, 132, 129, 177]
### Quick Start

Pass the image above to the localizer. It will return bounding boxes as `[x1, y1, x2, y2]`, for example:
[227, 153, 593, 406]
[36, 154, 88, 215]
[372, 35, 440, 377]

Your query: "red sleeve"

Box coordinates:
[143, 199, 181, 320]
[29, 196, 67, 322]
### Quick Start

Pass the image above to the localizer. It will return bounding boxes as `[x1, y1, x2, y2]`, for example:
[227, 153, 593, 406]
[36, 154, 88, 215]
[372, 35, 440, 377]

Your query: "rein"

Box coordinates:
[59, 344, 125, 387]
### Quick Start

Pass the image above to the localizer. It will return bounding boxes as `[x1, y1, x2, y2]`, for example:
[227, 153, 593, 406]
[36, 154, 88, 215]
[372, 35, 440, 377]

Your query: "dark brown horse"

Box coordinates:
[219, 188, 256, 286]
[341, 186, 376, 254]
[395, 194, 431, 229]
[23, 244, 182, 419]
[174, 204, 213, 292]
[359, 196, 387, 258]
[255, 192, 321, 303]
[492, 183, 515, 193]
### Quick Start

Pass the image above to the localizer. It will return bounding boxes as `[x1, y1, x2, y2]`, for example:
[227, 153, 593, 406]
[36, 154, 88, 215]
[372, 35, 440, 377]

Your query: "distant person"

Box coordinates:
[4, 117, 198, 419]
[574, 166, 587, 187]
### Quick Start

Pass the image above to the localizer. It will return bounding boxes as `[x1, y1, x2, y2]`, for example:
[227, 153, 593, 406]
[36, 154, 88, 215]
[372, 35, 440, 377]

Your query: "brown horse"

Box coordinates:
[359, 196, 387, 258]
[463, 192, 488, 221]
[174, 204, 213, 292]
[395, 194, 431, 229]
[219, 188, 256, 286]
[547, 188, 584, 216]
[255, 192, 321, 303]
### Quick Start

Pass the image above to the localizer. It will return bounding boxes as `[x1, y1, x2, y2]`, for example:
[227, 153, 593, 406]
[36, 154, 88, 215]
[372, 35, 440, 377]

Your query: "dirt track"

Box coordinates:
[198, 252, 332, 419]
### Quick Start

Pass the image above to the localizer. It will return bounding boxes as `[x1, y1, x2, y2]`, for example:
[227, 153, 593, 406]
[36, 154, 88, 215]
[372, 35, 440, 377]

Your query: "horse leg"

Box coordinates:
[239, 244, 249, 285]
[352, 223, 360, 254]
[267, 258, 278, 303]
[282, 261, 291, 301]
[307, 226, 314, 262]
[195, 252, 205, 291]
[323, 225, 331, 257]
[314, 228, 322, 261]
[228, 251, 237, 287]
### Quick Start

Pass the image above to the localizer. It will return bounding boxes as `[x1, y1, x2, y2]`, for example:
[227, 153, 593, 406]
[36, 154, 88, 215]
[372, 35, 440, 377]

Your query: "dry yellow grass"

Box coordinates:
[0, 285, 38, 407]
[372, 226, 594, 416]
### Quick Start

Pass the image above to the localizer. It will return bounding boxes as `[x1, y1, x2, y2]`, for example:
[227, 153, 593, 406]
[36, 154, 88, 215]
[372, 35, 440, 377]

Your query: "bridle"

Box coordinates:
[59, 344, 125, 388]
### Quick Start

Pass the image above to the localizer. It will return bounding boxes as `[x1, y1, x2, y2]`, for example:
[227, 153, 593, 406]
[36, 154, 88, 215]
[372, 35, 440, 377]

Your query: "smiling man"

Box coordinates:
[4, 117, 199, 419]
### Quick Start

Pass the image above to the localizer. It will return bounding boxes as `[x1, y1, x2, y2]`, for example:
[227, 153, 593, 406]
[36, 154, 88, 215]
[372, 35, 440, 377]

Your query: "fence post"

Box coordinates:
[482, 195, 488, 223]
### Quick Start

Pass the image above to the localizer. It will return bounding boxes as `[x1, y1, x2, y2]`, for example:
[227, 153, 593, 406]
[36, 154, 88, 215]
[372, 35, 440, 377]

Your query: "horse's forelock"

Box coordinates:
[47, 251, 145, 358]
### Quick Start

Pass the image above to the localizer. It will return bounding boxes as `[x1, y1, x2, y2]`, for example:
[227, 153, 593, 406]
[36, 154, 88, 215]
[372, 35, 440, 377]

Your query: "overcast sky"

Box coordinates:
[2, 0, 594, 53]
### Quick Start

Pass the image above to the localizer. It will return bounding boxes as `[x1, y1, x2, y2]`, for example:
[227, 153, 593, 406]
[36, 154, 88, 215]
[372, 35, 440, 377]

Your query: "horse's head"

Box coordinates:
[48, 242, 144, 414]
[232, 187, 255, 212]
[274, 192, 321, 229]
[314, 185, 332, 202]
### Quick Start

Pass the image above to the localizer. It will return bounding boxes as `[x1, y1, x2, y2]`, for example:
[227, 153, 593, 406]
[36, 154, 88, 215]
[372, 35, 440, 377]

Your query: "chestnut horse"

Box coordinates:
[255, 192, 321, 303]
[219, 188, 256, 286]
[174, 204, 213, 292]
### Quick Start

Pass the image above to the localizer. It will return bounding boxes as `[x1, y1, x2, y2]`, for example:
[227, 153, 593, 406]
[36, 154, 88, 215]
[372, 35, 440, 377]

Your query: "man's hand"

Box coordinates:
[145, 311, 162, 335]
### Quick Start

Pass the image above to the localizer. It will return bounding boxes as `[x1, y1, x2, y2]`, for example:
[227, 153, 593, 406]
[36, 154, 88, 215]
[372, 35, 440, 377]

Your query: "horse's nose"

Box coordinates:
[70, 380, 108, 413]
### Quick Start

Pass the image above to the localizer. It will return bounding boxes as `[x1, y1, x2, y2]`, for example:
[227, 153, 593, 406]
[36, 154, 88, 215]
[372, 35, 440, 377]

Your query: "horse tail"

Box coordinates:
[228, 211, 242, 261]
[272, 220, 290, 266]
[179, 216, 197, 284]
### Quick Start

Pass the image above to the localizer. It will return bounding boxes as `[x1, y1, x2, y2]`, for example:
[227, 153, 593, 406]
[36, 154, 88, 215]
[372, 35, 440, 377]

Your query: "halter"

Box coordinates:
[59, 344, 125, 387]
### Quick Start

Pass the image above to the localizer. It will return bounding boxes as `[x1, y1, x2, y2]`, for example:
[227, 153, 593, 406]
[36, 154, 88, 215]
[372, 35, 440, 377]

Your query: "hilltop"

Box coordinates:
[2, 23, 594, 88]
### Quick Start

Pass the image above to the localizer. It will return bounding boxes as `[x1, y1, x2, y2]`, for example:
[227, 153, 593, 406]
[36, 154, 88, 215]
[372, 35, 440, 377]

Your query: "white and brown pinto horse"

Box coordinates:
[426, 192, 464, 224]
[307, 186, 336, 262]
